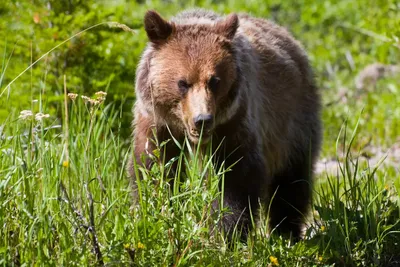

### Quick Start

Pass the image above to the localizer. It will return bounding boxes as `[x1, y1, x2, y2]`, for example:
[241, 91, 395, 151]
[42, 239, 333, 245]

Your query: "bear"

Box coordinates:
[128, 8, 322, 240]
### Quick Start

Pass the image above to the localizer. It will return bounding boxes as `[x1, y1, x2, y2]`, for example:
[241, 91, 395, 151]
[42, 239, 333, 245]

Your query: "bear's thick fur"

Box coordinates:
[128, 9, 322, 240]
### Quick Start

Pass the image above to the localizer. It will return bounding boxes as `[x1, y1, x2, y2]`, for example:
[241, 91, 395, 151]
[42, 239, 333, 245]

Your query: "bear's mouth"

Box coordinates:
[187, 128, 212, 144]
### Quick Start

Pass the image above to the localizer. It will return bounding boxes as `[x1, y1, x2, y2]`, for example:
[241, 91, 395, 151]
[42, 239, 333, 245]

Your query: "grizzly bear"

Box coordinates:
[128, 9, 322, 240]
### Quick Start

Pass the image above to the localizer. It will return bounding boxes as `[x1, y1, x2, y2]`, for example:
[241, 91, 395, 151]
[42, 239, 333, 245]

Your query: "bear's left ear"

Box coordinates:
[214, 13, 239, 40]
[144, 10, 175, 45]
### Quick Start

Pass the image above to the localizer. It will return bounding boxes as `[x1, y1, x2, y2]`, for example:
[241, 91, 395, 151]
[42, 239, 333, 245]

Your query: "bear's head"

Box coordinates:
[142, 10, 240, 144]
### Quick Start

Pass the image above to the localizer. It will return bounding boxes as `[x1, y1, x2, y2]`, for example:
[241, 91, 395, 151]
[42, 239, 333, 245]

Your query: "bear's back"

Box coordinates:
[234, 14, 320, 174]
[237, 14, 314, 85]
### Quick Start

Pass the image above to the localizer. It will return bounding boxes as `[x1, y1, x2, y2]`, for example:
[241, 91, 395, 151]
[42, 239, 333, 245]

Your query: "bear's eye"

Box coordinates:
[178, 79, 190, 94]
[208, 76, 220, 92]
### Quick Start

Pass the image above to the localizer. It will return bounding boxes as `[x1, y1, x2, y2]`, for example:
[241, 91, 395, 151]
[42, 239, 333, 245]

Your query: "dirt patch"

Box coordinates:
[316, 142, 400, 175]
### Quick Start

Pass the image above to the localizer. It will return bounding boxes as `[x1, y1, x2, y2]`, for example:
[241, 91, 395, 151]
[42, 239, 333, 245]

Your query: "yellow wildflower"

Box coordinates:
[320, 225, 326, 232]
[137, 242, 145, 249]
[318, 256, 323, 262]
[269, 256, 279, 266]
[62, 161, 69, 168]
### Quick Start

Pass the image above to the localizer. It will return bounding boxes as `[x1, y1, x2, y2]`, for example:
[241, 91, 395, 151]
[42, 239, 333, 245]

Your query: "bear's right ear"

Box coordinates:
[144, 10, 175, 45]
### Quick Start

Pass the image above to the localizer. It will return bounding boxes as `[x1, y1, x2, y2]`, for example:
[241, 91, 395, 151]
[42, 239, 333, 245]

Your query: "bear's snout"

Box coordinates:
[188, 113, 214, 143]
[193, 114, 214, 132]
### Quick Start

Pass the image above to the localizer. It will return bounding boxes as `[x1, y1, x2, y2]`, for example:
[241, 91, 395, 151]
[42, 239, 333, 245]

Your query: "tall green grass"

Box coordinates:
[1, 84, 399, 265]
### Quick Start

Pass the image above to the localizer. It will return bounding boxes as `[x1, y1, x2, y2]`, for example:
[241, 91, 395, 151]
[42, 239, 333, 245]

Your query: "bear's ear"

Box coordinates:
[144, 10, 175, 44]
[214, 13, 239, 40]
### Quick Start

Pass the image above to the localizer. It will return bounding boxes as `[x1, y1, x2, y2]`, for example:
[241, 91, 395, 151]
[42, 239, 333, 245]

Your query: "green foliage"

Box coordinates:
[313, 120, 400, 265]
[0, 0, 399, 266]
[1, 94, 399, 266]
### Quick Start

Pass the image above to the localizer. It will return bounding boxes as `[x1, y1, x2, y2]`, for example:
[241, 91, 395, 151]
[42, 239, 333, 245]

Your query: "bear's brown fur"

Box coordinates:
[128, 9, 322, 240]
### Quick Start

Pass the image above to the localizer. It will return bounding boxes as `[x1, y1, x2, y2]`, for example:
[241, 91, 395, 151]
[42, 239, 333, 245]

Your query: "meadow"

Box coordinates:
[0, 0, 399, 266]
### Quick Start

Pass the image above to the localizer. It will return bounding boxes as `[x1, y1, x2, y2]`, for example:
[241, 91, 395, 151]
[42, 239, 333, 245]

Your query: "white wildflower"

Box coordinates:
[81, 95, 91, 103]
[88, 98, 99, 105]
[35, 113, 50, 121]
[68, 93, 78, 101]
[95, 91, 107, 97]
[82, 93, 106, 106]
[95, 91, 107, 104]
[19, 110, 33, 120]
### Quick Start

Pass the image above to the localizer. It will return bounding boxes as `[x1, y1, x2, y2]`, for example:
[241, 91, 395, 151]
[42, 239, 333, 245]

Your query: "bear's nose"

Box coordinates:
[193, 114, 214, 132]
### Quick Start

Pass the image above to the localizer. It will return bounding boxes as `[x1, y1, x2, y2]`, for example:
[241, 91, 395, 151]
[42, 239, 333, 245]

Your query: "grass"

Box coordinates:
[1, 94, 399, 265]
[1, 0, 400, 266]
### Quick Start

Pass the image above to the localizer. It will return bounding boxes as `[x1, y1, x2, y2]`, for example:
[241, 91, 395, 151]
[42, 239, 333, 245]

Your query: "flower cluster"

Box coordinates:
[80, 91, 107, 106]
[35, 113, 50, 121]
[67, 91, 107, 106]
[18, 110, 33, 120]
[67, 93, 78, 101]
[19, 110, 50, 121]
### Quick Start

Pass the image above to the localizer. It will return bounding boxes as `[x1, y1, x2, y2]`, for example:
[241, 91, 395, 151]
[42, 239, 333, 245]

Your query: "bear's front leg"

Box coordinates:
[268, 156, 312, 241]
[214, 152, 267, 240]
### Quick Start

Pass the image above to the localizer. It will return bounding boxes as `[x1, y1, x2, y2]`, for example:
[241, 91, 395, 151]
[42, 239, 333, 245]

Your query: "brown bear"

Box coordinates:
[128, 9, 322, 240]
